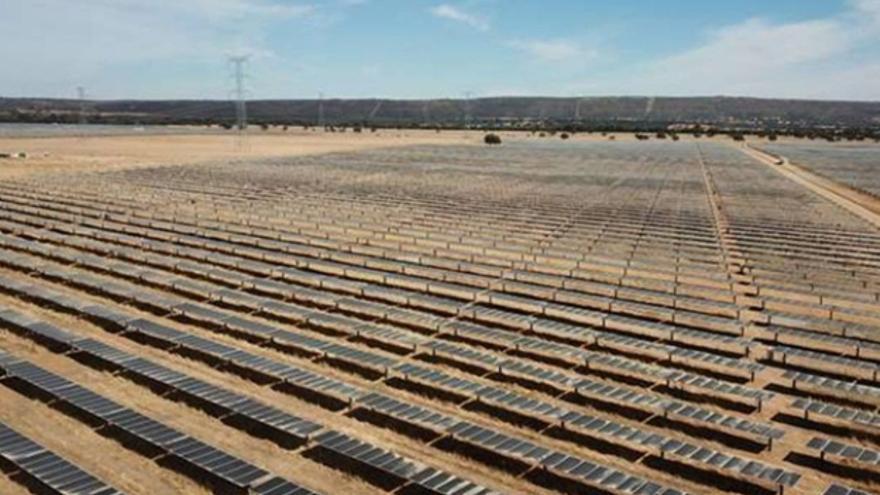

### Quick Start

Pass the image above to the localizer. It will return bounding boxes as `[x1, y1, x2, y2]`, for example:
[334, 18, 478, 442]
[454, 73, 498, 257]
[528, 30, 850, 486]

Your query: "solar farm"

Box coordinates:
[1, 137, 880, 495]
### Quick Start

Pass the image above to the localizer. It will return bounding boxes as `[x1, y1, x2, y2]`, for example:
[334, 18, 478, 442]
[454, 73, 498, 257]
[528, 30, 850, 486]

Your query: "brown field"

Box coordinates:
[0, 129, 879, 495]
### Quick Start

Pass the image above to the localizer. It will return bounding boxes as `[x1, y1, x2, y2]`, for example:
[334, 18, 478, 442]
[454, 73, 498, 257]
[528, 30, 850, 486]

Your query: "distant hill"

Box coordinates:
[2, 96, 879, 128]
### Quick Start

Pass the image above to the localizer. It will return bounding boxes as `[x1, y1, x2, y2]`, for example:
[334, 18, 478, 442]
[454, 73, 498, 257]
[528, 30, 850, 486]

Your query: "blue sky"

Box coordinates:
[2, 0, 879, 100]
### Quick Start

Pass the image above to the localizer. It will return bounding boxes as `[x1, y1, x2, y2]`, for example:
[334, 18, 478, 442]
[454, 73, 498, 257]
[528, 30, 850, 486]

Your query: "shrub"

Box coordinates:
[560, 133, 570, 140]
[484, 133, 502, 145]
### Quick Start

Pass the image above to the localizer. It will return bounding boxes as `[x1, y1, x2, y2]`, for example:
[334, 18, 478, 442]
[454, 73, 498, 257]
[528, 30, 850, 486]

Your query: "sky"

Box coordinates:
[2, 0, 880, 101]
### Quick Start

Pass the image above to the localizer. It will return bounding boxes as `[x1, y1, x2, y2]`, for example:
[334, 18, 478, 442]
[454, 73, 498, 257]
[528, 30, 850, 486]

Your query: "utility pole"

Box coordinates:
[228, 55, 249, 142]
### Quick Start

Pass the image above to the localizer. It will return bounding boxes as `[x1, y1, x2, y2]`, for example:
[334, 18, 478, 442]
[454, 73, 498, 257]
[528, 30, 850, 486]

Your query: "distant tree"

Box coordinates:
[484, 133, 502, 145]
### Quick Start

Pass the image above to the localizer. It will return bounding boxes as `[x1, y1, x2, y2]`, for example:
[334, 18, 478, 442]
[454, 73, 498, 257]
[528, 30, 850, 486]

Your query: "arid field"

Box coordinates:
[1, 130, 880, 495]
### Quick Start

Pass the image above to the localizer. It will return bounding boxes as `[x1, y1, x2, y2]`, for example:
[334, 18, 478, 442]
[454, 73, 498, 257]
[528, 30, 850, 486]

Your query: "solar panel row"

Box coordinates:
[0, 274, 747, 495]
[0, 306, 513, 495]
[0, 352, 304, 495]
[0, 234, 779, 413]
[0, 421, 123, 495]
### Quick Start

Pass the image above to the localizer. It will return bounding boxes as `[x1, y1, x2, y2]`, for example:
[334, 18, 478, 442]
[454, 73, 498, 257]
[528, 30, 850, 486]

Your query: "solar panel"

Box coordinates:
[784, 370, 880, 405]
[355, 392, 461, 436]
[771, 345, 879, 381]
[447, 421, 683, 494]
[822, 483, 874, 495]
[807, 437, 880, 470]
[311, 430, 471, 491]
[0, 338, 319, 494]
[125, 318, 188, 347]
[251, 476, 320, 495]
[0, 421, 124, 495]
[790, 398, 880, 433]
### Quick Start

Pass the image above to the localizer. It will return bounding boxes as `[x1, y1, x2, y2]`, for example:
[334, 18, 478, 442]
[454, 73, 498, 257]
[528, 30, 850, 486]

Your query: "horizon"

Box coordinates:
[2, 1, 880, 101]
[6, 95, 880, 104]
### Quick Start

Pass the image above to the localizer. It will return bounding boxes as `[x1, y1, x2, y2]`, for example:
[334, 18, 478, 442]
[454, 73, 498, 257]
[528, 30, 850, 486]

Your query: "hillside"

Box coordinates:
[2, 96, 879, 128]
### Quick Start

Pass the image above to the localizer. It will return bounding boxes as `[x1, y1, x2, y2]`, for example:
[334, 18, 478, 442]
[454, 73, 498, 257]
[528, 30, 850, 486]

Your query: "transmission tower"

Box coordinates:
[318, 92, 325, 128]
[644, 96, 657, 120]
[228, 55, 249, 133]
[367, 100, 383, 125]
[421, 101, 431, 127]
[462, 91, 474, 129]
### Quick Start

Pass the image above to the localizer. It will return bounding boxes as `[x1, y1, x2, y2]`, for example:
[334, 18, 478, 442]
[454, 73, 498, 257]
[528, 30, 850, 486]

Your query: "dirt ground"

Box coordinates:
[0, 129, 476, 178]
[0, 128, 750, 179]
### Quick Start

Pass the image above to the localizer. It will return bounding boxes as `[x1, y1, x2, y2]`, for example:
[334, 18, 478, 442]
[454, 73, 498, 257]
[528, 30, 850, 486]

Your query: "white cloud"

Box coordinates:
[853, 0, 880, 23]
[586, 2, 880, 100]
[101, 0, 316, 23]
[429, 4, 488, 31]
[0, 0, 319, 97]
[508, 39, 595, 62]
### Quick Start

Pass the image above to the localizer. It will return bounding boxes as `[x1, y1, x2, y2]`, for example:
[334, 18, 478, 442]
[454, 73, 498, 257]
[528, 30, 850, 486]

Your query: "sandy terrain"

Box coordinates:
[0, 129, 481, 178]
[0, 128, 730, 180]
